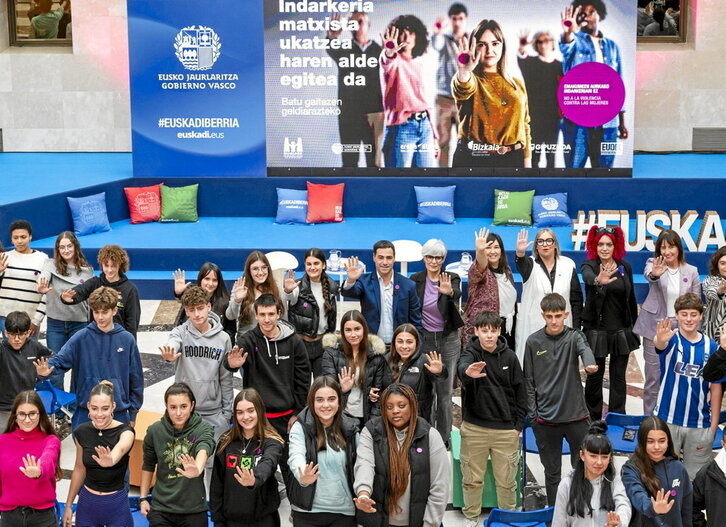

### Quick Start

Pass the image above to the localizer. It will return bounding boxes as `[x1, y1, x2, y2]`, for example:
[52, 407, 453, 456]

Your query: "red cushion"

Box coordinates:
[306, 182, 344, 223]
[124, 183, 163, 224]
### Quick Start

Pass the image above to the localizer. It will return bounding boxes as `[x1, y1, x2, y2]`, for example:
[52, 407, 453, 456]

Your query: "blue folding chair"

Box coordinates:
[484, 506, 554, 527]
[36, 380, 76, 426]
[604, 412, 647, 454]
[520, 420, 570, 509]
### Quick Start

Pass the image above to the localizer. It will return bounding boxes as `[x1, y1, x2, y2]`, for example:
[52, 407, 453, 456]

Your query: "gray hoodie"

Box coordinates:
[167, 311, 233, 419]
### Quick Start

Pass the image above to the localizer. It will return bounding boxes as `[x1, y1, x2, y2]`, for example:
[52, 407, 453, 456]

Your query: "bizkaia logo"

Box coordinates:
[174, 26, 221, 71]
[284, 137, 303, 159]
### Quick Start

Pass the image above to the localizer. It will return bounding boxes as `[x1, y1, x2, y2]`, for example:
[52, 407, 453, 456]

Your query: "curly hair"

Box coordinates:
[388, 15, 428, 58]
[571, 0, 608, 20]
[181, 285, 211, 307]
[97, 245, 130, 274]
[88, 286, 120, 311]
[585, 225, 626, 261]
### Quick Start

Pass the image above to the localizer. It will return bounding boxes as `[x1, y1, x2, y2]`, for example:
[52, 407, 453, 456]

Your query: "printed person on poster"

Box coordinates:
[451, 19, 532, 168]
[560, 0, 628, 168]
[517, 29, 563, 169]
[380, 15, 438, 168]
[326, 12, 385, 168]
[431, 3, 469, 168]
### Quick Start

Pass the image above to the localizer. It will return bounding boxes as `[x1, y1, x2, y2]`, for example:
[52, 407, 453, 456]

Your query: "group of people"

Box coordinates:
[2, 215, 726, 526]
[325, 0, 628, 169]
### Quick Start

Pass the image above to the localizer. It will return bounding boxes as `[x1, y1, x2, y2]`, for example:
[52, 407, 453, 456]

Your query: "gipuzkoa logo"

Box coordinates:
[284, 137, 303, 159]
[174, 26, 221, 71]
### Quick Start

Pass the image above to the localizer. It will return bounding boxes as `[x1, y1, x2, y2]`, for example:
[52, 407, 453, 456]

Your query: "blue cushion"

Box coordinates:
[275, 188, 308, 224]
[414, 185, 456, 224]
[67, 192, 111, 236]
[532, 192, 571, 228]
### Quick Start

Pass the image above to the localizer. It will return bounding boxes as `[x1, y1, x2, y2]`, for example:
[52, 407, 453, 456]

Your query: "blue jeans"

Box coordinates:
[45, 317, 87, 390]
[562, 120, 618, 168]
[383, 115, 436, 167]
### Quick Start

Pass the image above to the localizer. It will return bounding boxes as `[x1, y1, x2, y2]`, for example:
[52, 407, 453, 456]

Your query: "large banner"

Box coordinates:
[264, 0, 636, 172]
[127, 0, 265, 177]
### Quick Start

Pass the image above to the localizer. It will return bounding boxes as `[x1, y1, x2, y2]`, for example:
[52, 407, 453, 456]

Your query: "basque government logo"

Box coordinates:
[174, 26, 221, 71]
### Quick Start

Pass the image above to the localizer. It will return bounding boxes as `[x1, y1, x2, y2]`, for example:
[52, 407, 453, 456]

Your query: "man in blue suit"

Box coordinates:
[342, 240, 423, 346]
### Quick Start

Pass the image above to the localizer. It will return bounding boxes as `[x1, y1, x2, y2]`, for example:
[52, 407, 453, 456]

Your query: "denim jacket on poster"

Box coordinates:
[559, 31, 624, 127]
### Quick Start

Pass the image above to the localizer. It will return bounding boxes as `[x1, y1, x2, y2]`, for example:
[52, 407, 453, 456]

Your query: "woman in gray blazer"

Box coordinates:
[633, 229, 701, 415]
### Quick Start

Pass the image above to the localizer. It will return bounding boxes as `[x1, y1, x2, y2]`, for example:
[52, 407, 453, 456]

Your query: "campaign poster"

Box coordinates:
[264, 0, 636, 172]
[127, 0, 266, 178]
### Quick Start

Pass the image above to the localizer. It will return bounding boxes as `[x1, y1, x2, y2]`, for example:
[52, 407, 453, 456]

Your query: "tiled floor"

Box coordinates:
[47, 299, 652, 525]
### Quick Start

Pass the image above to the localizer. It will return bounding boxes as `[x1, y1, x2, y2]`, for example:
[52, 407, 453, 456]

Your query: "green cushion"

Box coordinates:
[160, 184, 199, 222]
[492, 189, 535, 226]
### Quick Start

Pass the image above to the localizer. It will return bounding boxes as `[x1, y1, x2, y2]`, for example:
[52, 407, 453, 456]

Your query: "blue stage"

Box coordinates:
[1, 152, 723, 300]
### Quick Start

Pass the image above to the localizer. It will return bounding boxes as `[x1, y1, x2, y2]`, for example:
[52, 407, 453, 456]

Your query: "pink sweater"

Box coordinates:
[0, 427, 60, 510]
[379, 52, 435, 134]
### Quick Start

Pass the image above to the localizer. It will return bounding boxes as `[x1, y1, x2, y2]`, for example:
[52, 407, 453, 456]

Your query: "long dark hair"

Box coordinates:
[381, 383, 419, 515]
[5, 391, 63, 481]
[196, 262, 230, 309]
[308, 376, 346, 451]
[567, 420, 615, 518]
[217, 388, 282, 454]
[304, 248, 333, 315]
[340, 310, 370, 388]
[389, 324, 420, 383]
[630, 416, 678, 497]
[54, 231, 91, 277]
[485, 232, 512, 275]
[239, 251, 281, 325]
[163, 382, 196, 428]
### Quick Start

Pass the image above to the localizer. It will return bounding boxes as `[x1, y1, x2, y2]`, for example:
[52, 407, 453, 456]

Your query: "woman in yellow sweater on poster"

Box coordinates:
[451, 19, 532, 168]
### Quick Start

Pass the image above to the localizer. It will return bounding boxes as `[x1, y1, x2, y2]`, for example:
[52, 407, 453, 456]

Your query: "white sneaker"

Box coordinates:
[462, 518, 479, 527]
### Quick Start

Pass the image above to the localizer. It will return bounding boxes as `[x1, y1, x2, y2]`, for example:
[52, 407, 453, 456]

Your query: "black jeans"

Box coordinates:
[302, 339, 324, 379]
[0, 506, 57, 527]
[531, 419, 590, 505]
[585, 354, 629, 421]
[147, 510, 208, 527]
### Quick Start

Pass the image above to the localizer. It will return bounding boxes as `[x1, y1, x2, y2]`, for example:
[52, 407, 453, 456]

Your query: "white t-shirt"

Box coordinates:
[666, 269, 680, 318]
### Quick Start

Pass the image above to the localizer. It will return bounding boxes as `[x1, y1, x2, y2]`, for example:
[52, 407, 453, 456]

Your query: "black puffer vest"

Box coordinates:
[287, 275, 339, 338]
[286, 407, 359, 510]
[357, 417, 431, 527]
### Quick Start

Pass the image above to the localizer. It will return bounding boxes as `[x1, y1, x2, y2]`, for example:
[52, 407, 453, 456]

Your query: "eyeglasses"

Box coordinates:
[596, 226, 616, 235]
[536, 238, 555, 246]
[6, 332, 26, 340]
[535, 38, 554, 44]
[17, 411, 39, 421]
[424, 255, 444, 262]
